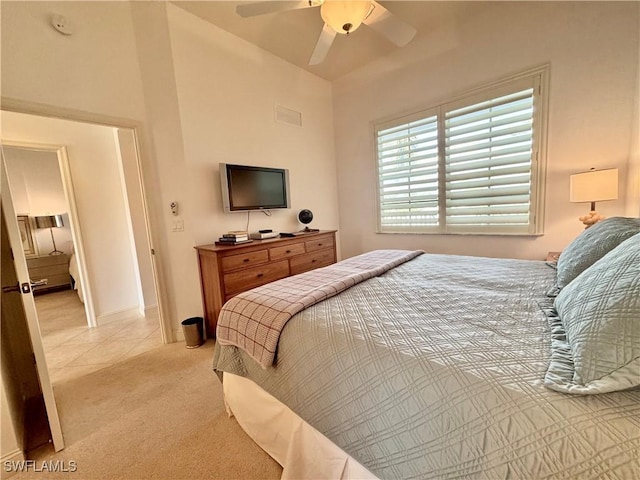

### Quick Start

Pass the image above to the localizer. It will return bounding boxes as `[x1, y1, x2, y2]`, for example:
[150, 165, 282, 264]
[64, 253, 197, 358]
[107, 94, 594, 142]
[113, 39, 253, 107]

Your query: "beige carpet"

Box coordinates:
[8, 341, 282, 480]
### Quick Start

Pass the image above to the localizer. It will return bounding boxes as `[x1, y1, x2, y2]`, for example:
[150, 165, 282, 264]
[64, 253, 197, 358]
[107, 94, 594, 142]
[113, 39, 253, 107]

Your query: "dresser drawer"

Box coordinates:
[269, 242, 305, 261]
[223, 259, 290, 295]
[290, 249, 335, 275]
[27, 254, 71, 292]
[305, 235, 335, 253]
[27, 254, 68, 269]
[221, 249, 269, 272]
[29, 264, 68, 279]
[33, 273, 71, 289]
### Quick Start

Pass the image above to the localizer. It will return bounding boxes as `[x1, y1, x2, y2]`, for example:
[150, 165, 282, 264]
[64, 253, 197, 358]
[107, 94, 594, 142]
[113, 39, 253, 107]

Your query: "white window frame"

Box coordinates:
[375, 65, 549, 235]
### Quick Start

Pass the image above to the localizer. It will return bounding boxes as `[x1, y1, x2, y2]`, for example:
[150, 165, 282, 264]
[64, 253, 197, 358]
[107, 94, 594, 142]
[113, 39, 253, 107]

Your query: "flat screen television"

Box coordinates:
[220, 163, 291, 213]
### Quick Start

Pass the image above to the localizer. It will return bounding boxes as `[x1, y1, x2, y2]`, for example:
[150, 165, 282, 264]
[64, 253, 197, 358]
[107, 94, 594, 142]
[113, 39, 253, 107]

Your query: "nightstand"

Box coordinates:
[26, 254, 71, 293]
[546, 251, 561, 262]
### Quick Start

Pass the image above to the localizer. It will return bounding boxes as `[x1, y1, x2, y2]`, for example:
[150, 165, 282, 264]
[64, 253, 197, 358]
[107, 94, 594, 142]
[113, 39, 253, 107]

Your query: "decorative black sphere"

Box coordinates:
[298, 209, 313, 225]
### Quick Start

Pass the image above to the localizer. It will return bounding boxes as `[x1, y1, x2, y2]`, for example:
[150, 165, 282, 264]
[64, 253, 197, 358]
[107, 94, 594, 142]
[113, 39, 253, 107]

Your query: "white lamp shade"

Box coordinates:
[569, 168, 618, 203]
[321, 1, 371, 34]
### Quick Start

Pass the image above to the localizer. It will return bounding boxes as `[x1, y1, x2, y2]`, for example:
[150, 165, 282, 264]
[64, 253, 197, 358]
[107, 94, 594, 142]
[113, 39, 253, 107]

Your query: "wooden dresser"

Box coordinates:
[26, 253, 71, 294]
[195, 230, 337, 338]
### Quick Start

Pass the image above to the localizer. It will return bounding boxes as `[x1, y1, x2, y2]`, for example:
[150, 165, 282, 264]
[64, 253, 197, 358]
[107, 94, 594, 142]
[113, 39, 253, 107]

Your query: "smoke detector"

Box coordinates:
[51, 14, 73, 35]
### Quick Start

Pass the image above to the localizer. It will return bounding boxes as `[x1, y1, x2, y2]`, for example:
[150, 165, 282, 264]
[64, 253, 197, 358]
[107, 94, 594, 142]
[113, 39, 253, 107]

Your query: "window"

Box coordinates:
[375, 67, 548, 235]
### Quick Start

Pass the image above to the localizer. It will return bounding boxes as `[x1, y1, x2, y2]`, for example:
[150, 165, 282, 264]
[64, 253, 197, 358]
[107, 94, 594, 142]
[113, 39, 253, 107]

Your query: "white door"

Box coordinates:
[0, 157, 64, 451]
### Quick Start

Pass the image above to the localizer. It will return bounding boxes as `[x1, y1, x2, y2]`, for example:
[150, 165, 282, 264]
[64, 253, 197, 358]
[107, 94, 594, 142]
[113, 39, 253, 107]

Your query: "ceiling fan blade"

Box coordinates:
[363, 1, 417, 47]
[309, 24, 337, 65]
[236, 1, 313, 18]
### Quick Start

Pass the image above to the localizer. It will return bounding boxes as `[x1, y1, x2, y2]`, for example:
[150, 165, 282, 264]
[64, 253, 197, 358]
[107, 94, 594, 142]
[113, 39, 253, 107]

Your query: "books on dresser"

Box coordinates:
[216, 231, 251, 245]
[216, 238, 252, 245]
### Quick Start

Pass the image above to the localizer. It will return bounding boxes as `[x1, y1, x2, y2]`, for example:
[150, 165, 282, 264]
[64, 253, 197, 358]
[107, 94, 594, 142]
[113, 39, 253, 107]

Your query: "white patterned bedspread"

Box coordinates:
[217, 249, 423, 368]
[213, 253, 640, 479]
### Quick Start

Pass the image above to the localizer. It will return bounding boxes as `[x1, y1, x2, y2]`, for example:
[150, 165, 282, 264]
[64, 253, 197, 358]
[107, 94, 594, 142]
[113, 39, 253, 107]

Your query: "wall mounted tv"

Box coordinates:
[220, 163, 291, 213]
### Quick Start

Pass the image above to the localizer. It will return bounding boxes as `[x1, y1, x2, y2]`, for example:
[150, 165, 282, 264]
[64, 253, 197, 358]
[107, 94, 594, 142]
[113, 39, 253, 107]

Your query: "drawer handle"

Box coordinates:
[243, 258, 250, 263]
[317, 243, 323, 247]
[257, 273, 264, 278]
[311, 259, 316, 263]
[286, 250, 291, 254]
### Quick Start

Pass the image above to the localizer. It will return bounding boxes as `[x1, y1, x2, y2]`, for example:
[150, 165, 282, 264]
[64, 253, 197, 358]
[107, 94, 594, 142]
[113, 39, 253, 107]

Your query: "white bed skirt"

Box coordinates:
[223, 372, 378, 480]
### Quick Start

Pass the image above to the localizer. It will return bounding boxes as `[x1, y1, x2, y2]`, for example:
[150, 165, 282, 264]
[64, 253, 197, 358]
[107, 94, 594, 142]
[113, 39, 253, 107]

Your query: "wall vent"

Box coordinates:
[275, 104, 302, 127]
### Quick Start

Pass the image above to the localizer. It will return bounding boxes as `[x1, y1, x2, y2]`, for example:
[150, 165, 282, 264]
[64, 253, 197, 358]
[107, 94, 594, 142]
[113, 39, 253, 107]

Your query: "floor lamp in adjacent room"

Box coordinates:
[35, 214, 65, 255]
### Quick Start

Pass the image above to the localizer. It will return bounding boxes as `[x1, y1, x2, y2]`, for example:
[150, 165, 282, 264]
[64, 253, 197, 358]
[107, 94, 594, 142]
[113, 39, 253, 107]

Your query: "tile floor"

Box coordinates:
[35, 289, 162, 385]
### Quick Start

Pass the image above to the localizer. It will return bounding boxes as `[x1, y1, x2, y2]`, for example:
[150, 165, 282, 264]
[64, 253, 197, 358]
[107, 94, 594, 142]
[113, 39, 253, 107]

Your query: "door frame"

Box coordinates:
[0, 98, 171, 343]
[2, 140, 97, 328]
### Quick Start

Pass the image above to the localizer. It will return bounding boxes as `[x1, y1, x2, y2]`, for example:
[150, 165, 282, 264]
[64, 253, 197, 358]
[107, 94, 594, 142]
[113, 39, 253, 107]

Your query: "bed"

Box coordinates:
[212, 217, 640, 479]
[68, 251, 84, 304]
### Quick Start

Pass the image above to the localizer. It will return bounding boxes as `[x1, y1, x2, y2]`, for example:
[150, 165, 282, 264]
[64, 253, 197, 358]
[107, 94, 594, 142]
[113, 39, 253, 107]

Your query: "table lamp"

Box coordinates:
[569, 168, 618, 228]
[35, 214, 65, 255]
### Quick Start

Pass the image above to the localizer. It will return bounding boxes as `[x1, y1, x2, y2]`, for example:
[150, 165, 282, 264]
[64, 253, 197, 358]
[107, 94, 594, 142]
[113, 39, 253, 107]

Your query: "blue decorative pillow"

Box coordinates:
[549, 217, 640, 297]
[544, 233, 640, 394]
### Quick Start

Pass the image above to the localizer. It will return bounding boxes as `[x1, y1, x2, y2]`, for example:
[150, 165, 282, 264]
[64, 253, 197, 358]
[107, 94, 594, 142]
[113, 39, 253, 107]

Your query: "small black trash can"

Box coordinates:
[181, 317, 204, 348]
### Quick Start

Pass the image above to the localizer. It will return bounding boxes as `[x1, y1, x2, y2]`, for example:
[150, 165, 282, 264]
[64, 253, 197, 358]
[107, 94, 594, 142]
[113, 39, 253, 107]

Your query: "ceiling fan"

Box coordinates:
[236, 0, 417, 65]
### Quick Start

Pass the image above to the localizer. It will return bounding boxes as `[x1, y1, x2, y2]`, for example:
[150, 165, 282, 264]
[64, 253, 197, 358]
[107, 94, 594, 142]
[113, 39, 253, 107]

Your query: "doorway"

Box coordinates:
[3, 145, 93, 315]
[1, 110, 166, 385]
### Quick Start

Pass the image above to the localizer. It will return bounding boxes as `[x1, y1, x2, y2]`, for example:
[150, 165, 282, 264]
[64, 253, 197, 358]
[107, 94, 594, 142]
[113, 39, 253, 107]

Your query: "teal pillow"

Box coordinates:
[551, 217, 640, 296]
[544, 233, 640, 394]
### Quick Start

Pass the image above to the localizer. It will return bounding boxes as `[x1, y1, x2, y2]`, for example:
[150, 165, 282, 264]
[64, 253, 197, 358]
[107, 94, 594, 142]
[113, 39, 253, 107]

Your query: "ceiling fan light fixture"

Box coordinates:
[320, 0, 371, 35]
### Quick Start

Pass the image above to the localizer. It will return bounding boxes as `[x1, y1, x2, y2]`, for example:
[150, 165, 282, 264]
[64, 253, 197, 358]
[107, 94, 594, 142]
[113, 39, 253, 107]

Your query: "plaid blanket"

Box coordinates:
[216, 249, 423, 368]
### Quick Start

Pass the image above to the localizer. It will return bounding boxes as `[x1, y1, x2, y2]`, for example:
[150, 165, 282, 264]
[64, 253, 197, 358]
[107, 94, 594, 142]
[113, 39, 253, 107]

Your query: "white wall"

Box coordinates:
[115, 128, 157, 312]
[164, 5, 339, 334]
[3, 148, 73, 256]
[626, 52, 640, 217]
[1, 1, 338, 339]
[333, 1, 640, 259]
[168, 4, 338, 240]
[0, 1, 146, 122]
[1, 112, 142, 319]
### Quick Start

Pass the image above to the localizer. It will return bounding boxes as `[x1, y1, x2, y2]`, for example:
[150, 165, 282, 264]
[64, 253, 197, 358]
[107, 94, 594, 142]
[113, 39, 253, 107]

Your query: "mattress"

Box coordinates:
[68, 252, 84, 303]
[213, 253, 640, 478]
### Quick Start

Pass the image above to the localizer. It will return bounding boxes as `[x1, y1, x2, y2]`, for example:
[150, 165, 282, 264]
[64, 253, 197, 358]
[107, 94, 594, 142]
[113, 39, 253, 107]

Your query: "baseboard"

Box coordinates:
[174, 328, 210, 344]
[99, 305, 158, 324]
[97, 306, 142, 324]
[175, 328, 185, 342]
[1, 448, 25, 477]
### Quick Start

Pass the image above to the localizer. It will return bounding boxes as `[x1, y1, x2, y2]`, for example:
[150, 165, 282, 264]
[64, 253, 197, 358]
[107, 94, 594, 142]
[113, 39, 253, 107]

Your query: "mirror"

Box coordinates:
[17, 215, 37, 256]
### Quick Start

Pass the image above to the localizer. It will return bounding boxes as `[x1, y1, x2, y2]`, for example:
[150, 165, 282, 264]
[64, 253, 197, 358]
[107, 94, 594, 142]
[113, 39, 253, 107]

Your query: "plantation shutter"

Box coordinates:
[376, 112, 440, 232]
[375, 67, 546, 235]
[444, 86, 536, 234]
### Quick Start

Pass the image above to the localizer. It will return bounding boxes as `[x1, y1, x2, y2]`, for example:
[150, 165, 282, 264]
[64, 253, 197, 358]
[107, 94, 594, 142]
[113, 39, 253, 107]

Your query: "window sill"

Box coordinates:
[376, 231, 544, 237]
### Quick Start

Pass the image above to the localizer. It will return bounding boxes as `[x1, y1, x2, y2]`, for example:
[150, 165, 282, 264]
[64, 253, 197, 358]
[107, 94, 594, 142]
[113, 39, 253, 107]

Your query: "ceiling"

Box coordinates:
[172, 1, 488, 81]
